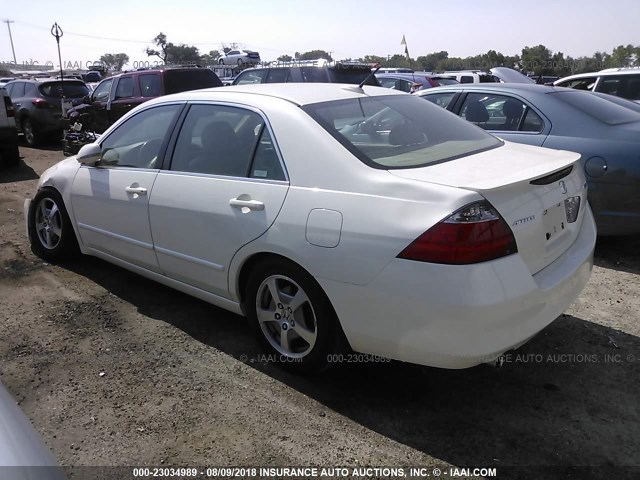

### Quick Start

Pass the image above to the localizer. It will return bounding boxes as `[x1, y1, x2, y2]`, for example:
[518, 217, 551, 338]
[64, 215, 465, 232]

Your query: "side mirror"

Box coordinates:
[76, 143, 101, 166]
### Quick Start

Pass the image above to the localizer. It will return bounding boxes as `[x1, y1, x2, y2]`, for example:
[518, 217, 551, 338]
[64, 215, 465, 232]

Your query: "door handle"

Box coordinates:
[125, 186, 147, 195]
[229, 198, 264, 211]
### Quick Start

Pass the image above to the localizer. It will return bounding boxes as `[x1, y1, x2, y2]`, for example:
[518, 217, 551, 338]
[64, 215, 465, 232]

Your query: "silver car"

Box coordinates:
[218, 49, 261, 66]
[417, 83, 640, 235]
[0, 380, 64, 479]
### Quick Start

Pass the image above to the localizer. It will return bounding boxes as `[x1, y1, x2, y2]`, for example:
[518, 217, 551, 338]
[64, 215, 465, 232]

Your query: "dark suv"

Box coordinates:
[71, 67, 223, 134]
[232, 60, 379, 86]
[4, 79, 90, 146]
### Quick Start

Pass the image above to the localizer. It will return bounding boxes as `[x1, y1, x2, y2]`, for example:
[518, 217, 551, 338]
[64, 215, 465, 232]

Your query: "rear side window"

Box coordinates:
[598, 75, 640, 101]
[163, 69, 222, 94]
[460, 76, 474, 84]
[139, 74, 161, 97]
[553, 90, 640, 125]
[39, 82, 89, 98]
[301, 67, 329, 83]
[266, 69, 291, 83]
[9, 82, 25, 97]
[558, 77, 597, 91]
[434, 78, 458, 86]
[303, 95, 501, 169]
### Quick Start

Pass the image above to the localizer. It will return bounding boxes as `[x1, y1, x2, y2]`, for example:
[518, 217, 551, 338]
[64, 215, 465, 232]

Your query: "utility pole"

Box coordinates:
[3, 19, 17, 64]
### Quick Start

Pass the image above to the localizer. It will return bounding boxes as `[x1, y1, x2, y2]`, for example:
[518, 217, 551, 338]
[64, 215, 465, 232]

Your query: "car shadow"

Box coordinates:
[61, 256, 639, 479]
[0, 157, 39, 183]
[594, 236, 640, 275]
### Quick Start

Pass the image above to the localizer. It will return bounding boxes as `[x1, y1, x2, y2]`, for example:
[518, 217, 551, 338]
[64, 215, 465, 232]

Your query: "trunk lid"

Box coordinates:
[390, 141, 588, 274]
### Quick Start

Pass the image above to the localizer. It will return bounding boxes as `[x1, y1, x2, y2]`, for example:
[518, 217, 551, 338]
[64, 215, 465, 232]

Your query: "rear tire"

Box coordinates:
[28, 189, 79, 262]
[245, 259, 340, 373]
[22, 118, 40, 147]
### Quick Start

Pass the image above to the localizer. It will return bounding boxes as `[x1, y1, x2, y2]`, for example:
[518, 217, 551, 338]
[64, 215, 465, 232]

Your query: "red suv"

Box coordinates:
[69, 67, 223, 134]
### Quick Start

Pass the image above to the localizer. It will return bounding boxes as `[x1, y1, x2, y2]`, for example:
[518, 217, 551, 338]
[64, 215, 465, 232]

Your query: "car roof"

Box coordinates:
[556, 69, 640, 82]
[150, 83, 405, 107]
[418, 83, 564, 94]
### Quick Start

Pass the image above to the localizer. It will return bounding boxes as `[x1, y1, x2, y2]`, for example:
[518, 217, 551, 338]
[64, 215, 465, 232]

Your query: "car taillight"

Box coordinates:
[4, 96, 14, 117]
[397, 201, 518, 264]
[32, 98, 53, 108]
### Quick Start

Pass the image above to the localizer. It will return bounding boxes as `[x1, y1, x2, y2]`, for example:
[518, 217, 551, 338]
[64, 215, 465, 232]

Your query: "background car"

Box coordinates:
[0, 380, 63, 478]
[4, 78, 90, 146]
[0, 87, 19, 167]
[25, 84, 594, 374]
[375, 72, 458, 92]
[554, 68, 640, 103]
[417, 83, 640, 235]
[0, 77, 16, 88]
[232, 59, 379, 86]
[218, 49, 261, 66]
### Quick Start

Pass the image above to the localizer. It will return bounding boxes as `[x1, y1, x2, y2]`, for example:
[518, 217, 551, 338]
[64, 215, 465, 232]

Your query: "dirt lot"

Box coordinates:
[1, 145, 639, 480]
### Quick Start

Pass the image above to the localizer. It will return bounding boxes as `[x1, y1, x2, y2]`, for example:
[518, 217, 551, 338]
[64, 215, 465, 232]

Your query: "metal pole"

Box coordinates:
[3, 20, 16, 64]
[51, 23, 65, 113]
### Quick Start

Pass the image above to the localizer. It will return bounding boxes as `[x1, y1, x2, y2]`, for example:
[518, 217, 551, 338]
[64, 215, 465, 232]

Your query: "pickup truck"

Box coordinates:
[67, 67, 222, 134]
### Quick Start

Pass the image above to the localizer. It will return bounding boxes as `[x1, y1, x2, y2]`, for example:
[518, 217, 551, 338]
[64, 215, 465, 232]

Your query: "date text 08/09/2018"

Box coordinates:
[130, 466, 498, 478]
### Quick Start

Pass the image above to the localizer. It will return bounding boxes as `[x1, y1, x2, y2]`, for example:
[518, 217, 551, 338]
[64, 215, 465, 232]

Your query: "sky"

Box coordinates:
[1, 0, 638, 70]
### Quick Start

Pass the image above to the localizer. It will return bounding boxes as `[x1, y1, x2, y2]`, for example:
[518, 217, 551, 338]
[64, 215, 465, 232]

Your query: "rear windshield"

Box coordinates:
[552, 90, 640, 125]
[327, 66, 379, 86]
[303, 95, 502, 169]
[163, 69, 222, 94]
[39, 82, 89, 98]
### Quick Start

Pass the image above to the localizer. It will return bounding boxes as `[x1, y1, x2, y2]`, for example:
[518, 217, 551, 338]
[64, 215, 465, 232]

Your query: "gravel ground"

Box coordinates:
[0, 144, 639, 480]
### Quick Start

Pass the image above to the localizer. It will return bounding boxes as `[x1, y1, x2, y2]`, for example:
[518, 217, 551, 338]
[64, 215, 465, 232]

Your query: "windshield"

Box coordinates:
[303, 95, 502, 169]
[552, 90, 640, 125]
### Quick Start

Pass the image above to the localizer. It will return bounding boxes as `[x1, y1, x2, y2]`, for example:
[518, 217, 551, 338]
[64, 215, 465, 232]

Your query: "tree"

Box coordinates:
[200, 50, 221, 66]
[277, 54, 293, 62]
[359, 54, 385, 65]
[520, 44, 553, 75]
[99, 53, 130, 71]
[416, 51, 448, 71]
[610, 44, 636, 68]
[146, 32, 170, 63]
[146, 32, 200, 65]
[299, 50, 333, 61]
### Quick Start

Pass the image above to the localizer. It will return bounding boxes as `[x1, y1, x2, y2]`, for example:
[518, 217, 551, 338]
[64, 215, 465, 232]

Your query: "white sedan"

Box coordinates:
[24, 84, 596, 372]
[218, 49, 261, 66]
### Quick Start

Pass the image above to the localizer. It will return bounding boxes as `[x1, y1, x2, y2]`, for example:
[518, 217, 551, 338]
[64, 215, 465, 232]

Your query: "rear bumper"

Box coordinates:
[320, 206, 596, 369]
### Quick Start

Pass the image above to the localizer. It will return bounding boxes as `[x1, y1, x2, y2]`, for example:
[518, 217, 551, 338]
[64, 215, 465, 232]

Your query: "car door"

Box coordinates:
[109, 75, 137, 124]
[456, 92, 549, 146]
[148, 103, 289, 298]
[70, 103, 183, 272]
[88, 77, 113, 133]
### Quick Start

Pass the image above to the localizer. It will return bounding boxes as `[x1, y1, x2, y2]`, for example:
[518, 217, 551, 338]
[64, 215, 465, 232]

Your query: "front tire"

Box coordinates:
[245, 259, 340, 373]
[28, 189, 79, 262]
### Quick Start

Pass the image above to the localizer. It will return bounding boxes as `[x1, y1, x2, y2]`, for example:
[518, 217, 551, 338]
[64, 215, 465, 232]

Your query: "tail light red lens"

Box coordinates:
[398, 201, 518, 264]
[3, 96, 14, 117]
[32, 98, 53, 108]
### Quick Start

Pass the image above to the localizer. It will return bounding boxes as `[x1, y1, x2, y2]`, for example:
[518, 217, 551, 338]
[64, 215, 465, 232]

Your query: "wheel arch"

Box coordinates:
[235, 250, 353, 355]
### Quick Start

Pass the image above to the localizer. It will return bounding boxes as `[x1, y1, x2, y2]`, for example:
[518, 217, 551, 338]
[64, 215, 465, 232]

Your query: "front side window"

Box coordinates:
[170, 104, 284, 179]
[114, 76, 134, 99]
[303, 95, 501, 169]
[99, 104, 181, 168]
[234, 70, 267, 85]
[599, 75, 640, 100]
[92, 78, 113, 102]
[460, 76, 474, 84]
